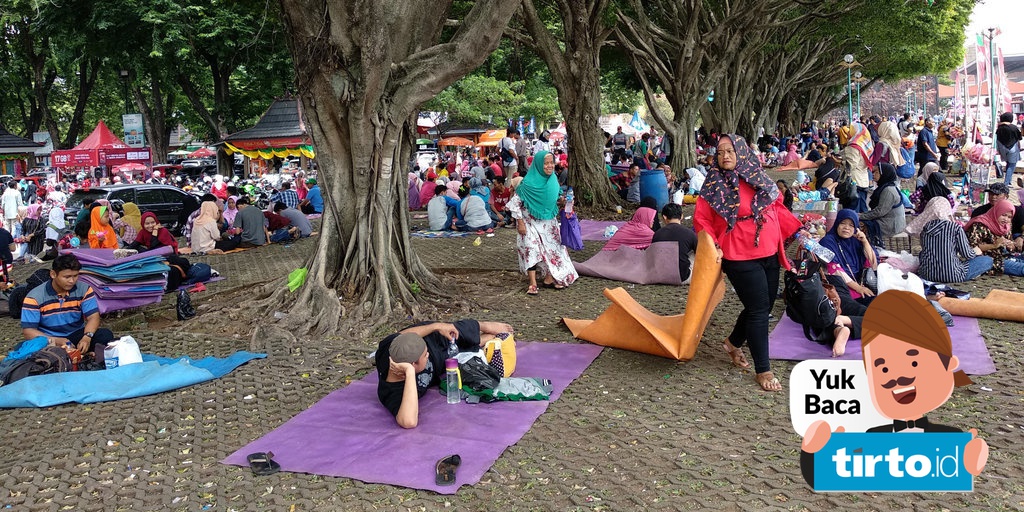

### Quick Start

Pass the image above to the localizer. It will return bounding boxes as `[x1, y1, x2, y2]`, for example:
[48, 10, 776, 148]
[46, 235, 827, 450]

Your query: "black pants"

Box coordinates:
[300, 203, 320, 215]
[939, 146, 949, 170]
[215, 235, 242, 252]
[721, 255, 780, 374]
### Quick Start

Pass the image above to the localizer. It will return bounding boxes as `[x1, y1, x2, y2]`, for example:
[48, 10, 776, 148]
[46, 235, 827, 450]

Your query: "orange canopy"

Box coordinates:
[438, 136, 474, 147]
[477, 130, 506, 147]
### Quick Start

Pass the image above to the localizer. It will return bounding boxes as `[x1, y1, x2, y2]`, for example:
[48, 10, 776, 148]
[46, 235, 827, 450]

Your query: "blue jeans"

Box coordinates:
[1002, 149, 1019, 186]
[270, 227, 294, 243]
[965, 255, 994, 280]
[855, 188, 869, 213]
[721, 255, 780, 374]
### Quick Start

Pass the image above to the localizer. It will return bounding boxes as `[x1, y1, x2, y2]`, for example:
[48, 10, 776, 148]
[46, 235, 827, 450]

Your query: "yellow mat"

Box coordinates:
[563, 230, 727, 361]
[938, 289, 1024, 323]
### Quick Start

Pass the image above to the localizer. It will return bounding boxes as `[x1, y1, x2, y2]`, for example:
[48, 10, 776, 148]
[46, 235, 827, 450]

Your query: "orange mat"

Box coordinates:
[938, 290, 1024, 323]
[563, 230, 727, 361]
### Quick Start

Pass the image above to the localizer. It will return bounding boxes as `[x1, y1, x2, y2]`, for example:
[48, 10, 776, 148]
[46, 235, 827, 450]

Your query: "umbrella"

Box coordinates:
[113, 163, 147, 173]
[168, 150, 190, 157]
[776, 159, 818, 171]
[188, 147, 215, 158]
[438, 136, 474, 147]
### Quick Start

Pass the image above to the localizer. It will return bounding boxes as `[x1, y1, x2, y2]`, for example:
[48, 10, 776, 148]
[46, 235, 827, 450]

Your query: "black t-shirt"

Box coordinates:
[970, 202, 1024, 236]
[651, 223, 699, 281]
[996, 123, 1022, 149]
[375, 319, 481, 416]
[0, 227, 12, 264]
[815, 159, 839, 190]
[806, 149, 822, 163]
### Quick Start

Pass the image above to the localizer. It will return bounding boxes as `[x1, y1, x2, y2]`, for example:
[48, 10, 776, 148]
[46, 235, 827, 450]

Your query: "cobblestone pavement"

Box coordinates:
[1, 204, 1022, 511]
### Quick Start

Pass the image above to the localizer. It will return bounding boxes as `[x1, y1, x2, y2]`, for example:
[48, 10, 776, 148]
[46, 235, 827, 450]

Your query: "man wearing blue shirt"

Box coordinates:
[300, 178, 324, 214]
[21, 254, 115, 357]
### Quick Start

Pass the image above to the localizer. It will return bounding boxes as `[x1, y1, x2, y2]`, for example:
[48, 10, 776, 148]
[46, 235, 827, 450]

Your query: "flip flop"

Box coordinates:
[526, 285, 539, 296]
[756, 372, 783, 392]
[722, 341, 750, 368]
[435, 454, 461, 486]
[247, 451, 281, 476]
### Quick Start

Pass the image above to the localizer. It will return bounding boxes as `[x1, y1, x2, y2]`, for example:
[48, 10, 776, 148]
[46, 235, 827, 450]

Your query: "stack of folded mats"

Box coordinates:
[67, 246, 172, 313]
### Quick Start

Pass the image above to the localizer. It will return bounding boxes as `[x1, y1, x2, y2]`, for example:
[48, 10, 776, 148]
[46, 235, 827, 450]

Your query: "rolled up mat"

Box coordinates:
[938, 290, 1024, 323]
[563, 230, 726, 361]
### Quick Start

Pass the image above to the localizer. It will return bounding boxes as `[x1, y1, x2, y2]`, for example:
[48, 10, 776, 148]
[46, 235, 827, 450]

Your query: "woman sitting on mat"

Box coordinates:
[507, 150, 578, 295]
[909, 162, 954, 214]
[191, 201, 239, 254]
[602, 206, 656, 251]
[694, 133, 802, 392]
[858, 162, 905, 247]
[87, 204, 119, 249]
[223, 196, 241, 226]
[916, 197, 993, 283]
[965, 199, 1016, 274]
[819, 209, 877, 312]
[127, 212, 179, 254]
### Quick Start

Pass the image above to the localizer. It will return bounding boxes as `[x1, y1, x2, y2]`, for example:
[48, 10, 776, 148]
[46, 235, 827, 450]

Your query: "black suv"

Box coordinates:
[65, 184, 201, 235]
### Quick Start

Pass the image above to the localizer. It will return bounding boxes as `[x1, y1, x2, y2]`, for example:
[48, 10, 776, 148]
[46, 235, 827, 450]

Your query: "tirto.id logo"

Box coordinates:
[814, 433, 973, 491]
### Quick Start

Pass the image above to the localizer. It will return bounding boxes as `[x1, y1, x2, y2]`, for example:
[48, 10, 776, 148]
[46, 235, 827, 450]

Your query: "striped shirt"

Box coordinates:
[20, 281, 99, 337]
[917, 219, 972, 283]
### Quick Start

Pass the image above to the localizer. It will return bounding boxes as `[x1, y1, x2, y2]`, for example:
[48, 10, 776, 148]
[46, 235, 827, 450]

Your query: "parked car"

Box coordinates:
[64, 184, 201, 235]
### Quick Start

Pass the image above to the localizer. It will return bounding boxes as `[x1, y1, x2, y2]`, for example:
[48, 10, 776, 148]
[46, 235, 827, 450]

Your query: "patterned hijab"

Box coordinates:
[906, 196, 955, 236]
[515, 151, 560, 220]
[699, 134, 779, 233]
[847, 123, 874, 167]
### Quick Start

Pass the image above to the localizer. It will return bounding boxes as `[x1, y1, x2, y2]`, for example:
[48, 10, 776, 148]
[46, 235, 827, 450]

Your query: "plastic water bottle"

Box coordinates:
[564, 187, 574, 214]
[798, 233, 835, 262]
[445, 359, 461, 404]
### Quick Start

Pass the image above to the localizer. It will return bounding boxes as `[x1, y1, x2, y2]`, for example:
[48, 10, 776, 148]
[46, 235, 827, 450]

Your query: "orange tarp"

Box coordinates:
[477, 130, 506, 147]
[563, 231, 727, 361]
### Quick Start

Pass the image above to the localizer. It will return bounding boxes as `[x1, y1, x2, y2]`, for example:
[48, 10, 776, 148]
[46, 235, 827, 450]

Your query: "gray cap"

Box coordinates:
[389, 333, 426, 363]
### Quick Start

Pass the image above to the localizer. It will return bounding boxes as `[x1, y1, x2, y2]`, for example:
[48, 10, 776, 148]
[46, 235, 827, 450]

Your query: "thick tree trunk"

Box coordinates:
[272, 0, 518, 335]
[133, 77, 173, 164]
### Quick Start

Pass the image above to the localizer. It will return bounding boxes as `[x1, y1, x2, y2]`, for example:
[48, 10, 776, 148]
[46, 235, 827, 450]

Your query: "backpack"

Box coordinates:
[8, 268, 55, 320]
[895, 147, 915, 179]
[834, 162, 859, 210]
[0, 346, 72, 385]
[783, 259, 839, 344]
[499, 138, 514, 164]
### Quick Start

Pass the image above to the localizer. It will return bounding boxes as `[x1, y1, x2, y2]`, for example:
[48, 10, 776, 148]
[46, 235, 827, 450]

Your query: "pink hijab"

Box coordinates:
[603, 207, 657, 251]
[782, 144, 800, 165]
[965, 199, 1014, 236]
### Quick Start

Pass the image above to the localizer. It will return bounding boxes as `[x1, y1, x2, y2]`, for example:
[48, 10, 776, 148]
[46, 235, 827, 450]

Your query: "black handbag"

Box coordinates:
[859, 267, 878, 294]
[835, 163, 859, 209]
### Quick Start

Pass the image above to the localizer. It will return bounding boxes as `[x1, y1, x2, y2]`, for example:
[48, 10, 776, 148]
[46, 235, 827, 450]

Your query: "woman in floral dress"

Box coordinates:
[965, 199, 1016, 273]
[507, 150, 578, 295]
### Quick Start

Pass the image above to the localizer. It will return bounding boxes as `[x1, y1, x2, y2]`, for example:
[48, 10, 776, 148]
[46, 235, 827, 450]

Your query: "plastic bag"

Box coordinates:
[491, 377, 552, 401]
[458, 356, 501, 392]
[103, 336, 143, 369]
[176, 289, 196, 320]
[876, 262, 924, 297]
[603, 225, 618, 239]
[559, 211, 583, 251]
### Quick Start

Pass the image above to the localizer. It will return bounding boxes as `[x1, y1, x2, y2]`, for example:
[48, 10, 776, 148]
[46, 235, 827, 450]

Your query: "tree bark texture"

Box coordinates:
[275, 0, 519, 334]
[519, 0, 618, 207]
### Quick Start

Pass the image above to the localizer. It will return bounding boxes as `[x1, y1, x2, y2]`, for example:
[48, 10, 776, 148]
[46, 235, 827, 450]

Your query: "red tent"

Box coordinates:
[51, 120, 151, 169]
[188, 147, 215, 158]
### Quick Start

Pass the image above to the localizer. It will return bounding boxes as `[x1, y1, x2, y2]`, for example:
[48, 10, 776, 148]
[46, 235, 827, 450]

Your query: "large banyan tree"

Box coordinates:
[268, 1, 520, 335]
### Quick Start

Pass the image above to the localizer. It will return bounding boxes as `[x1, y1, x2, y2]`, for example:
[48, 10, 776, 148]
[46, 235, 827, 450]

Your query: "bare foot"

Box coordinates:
[723, 341, 750, 368]
[756, 371, 783, 392]
[832, 326, 850, 358]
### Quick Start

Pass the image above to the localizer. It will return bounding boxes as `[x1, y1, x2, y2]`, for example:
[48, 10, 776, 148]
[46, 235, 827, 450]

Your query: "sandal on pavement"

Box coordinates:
[756, 372, 783, 392]
[723, 341, 750, 368]
[247, 451, 281, 476]
[435, 454, 461, 486]
[526, 285, 539, 296]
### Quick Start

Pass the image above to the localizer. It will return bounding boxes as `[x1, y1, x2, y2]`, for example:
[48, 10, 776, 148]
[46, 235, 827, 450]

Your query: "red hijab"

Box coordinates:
[965, 199, 1014, 236]
[135, 212, 179, 253]
[603, 207, 656, 251]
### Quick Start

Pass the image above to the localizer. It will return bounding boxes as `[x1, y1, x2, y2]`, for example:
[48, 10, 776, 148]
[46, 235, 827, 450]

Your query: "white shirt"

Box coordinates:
[1, 188, 23, 220]
[533, 140, 549, 155]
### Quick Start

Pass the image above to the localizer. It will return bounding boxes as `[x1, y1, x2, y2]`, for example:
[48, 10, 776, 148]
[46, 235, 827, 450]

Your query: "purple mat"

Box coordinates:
[66, 245, 174, 264]
[222, 341, 603, 493]
[574, 241, 685, 285]
[578, 220, 624, 241]
[768, 315, 995, 375]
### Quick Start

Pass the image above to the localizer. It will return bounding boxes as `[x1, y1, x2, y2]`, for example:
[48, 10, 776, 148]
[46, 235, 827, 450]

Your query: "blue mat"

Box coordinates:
[0, 351, 265, 408]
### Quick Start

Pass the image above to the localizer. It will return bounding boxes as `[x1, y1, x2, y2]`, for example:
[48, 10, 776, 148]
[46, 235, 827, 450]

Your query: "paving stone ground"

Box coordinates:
[1, 193, 1023, 511]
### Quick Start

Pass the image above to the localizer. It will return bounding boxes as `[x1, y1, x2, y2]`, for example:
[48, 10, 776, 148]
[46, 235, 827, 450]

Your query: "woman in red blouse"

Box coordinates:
[694, 134, 802, 392]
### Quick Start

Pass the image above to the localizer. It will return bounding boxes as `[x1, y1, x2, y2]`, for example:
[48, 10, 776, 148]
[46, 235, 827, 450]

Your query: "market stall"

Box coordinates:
[0, 125, 44, 176]
[51, 120, 151, 179]
[222, 96, 316, 177]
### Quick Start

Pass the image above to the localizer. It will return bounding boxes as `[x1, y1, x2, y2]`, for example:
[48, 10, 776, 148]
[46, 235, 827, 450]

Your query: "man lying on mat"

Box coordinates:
[376, 320, 513, 428]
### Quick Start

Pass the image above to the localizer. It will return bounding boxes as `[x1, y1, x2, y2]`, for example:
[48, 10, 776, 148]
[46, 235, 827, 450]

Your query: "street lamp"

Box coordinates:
[920, 76, 928, 119]
[904, 89, 912, 114]
[842, 54, 856, 124]
[119, 69, 131, 115]
[853, 71, 866, 119]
